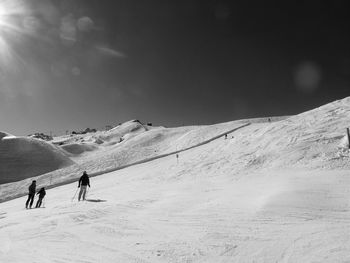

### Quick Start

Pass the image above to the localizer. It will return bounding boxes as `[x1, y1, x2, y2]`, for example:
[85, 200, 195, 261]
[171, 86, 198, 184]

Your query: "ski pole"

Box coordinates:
[71, 187, 79, 202]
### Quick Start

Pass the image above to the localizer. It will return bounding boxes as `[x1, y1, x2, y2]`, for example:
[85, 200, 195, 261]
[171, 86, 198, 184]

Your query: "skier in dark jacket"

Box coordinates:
[35, 187, 46, 208]
[25, 180, 36, 209]
[78, 171, 90, 201]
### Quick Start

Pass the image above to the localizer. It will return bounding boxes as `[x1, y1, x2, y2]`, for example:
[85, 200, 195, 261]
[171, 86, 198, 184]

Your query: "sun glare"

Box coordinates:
[0, 0, 30, 30]
[0, 0, 31, 71]
[0, 2, 11, 28]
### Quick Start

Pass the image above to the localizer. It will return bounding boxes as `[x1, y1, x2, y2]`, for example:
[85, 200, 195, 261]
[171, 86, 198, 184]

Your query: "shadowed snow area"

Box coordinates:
[61, 143, 98, 155]
[2, 98, 350, 262]
[0, 133, 74, 184]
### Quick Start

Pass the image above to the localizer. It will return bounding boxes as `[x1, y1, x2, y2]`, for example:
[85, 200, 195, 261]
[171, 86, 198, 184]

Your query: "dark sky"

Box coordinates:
[1, 0, 350, 135]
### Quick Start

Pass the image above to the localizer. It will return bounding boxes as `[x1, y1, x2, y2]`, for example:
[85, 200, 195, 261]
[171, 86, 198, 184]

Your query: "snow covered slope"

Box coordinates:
[0, 132, 74, 184]
[1, 98, 350, 262]
[228, 97, 350, 172]
[2, 167, 350, 262]
[0, 119, 250, 201]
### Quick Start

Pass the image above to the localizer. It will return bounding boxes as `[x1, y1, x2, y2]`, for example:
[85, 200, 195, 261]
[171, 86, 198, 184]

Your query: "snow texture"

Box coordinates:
[1, 98, 350, 262]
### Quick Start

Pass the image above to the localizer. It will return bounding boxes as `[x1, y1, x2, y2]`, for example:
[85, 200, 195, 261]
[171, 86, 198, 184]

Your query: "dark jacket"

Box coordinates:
[79, 174, 90, 187]
[29, 183, 36, 195]
[37, 188, 46, 198]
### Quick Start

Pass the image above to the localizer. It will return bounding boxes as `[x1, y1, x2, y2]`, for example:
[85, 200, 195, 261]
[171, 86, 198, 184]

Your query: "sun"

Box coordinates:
[0, 0, 31, 70]
[0, 0, 30, 30]
[0, 3, 11, 29]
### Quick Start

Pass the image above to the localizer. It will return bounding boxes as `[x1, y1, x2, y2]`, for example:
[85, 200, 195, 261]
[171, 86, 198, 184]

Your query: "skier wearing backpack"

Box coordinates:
[25, 180, 36, 209]
[35, 187, 46, 208]
[78, 171, 90, 201]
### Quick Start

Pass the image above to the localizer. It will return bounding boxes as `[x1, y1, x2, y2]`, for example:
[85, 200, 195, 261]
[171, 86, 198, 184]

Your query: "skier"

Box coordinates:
[78, 171, 90, 201]
[35, 187, 46, 208]
[224, 134, 227, 140]
[25, 180, 36, 209]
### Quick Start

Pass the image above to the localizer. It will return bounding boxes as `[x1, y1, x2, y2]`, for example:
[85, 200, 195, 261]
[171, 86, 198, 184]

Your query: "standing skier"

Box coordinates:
[35, 187, 46, 208]
[78, 171, 90, 201]
[25, 180, 36, 209]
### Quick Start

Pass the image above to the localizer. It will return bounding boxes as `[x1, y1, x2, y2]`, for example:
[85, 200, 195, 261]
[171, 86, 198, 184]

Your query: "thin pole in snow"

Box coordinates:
[347, 128, 350, 149]
[176, 145, 179, 165]
[72, 188, 79, 202]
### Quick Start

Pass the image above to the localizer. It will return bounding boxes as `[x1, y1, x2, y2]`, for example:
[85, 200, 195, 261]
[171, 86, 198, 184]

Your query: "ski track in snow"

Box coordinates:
[2, 164, 350, 262]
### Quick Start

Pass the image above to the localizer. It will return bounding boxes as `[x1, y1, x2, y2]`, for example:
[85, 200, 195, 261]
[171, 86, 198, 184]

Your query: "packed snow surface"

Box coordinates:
[2, 98, 350, 262]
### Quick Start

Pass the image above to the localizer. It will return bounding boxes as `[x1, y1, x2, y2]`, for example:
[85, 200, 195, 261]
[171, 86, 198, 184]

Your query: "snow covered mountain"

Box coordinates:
[0, 132, 73, 184]
[1, 97, 350, 262]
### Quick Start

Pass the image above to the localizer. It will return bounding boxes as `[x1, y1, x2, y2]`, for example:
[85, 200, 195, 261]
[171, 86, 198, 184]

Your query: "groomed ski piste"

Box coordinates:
[2, 97, 350, 262]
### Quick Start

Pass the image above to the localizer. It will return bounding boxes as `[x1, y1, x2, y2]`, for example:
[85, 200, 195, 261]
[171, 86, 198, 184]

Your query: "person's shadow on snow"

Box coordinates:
[85, 199, 107, 202]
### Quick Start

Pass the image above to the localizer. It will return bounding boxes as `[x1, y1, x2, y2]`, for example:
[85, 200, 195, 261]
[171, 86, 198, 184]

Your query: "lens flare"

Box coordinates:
[0, 0, 32, 72]
[0, 0, 30, 32]
[294, 61, 321, 93]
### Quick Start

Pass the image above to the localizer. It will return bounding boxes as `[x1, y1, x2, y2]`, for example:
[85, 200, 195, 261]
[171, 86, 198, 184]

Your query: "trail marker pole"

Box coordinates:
[347, 128, 350, 149]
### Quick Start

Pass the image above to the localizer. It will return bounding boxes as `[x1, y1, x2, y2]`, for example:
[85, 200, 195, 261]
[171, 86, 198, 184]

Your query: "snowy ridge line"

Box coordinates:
[241, 115, 291, 123]
[85, 122, 251, 178]
[0, 123, 250, 203]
